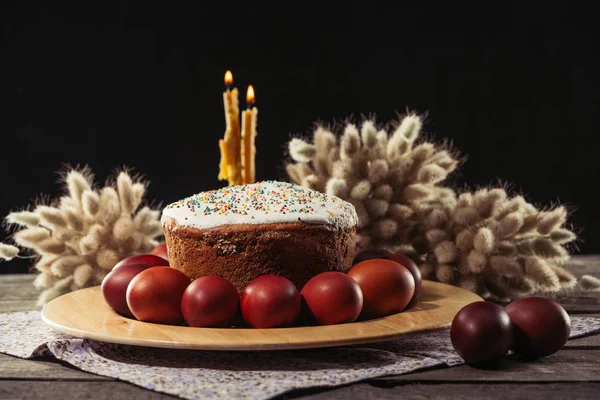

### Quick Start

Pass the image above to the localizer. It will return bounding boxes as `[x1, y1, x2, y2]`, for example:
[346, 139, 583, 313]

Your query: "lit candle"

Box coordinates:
[218, 70, 243, 185]
[241, 85, 258, 184]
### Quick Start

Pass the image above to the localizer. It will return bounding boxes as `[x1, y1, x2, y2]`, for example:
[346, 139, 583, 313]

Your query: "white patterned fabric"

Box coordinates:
[1, 311, 599, 400]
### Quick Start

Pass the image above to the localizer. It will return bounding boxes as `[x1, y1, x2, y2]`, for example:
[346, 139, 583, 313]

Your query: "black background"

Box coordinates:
[1, 2, 598, 274]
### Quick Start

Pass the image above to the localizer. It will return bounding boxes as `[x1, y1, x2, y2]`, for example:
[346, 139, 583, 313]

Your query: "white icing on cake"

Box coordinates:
[161, 180, 357, 230]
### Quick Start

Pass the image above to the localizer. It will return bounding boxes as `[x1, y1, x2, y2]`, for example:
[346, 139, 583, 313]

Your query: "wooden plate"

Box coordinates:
[41, 280, 481, 351]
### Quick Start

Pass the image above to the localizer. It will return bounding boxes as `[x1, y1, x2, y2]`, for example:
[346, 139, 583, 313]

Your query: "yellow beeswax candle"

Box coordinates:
[218, 70, 243, 185]
[241, 85, 258, 184]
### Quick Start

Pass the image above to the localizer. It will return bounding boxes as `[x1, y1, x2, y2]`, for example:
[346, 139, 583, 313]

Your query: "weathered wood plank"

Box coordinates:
[0, 275, 36, 284]
[568, 254, 600, 273]
[372, 350, 600, 383]
[0, 274, 40, 302]
[4, 381, 597, 400]
[0, 381, 174, 399]
[0, 354, 111, 381]
[0, 300, 39, 313]
[280, 382, 600, 400]
[564, 334, 600, 348]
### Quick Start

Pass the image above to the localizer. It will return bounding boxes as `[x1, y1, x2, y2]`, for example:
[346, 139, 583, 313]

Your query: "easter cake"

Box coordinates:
[161, 180, 358, 292]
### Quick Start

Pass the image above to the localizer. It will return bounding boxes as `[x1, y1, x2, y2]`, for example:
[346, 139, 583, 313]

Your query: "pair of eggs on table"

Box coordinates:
[101, 248, 422, 328]
[451, 297, 571, 363]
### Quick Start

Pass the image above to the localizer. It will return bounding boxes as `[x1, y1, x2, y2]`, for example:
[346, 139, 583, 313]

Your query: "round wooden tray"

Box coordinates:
[41, 280, 481, 351]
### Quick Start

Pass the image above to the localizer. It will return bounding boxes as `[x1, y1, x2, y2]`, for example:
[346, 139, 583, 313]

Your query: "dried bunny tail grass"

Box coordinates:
[2, 166, 163, 305]
[142, 220, 163, 237]
[73, 264, 95, 288]
[489, 255, 523, 278]
[37, 276, 73, 307]
[580, 275, 600, 291]
[289, 138, 316, 163]
[82, 190, 100, 218]
[62, 206, 84, 232]
[113, 216, 135, 242]
[50, 255, 84, 278]
[284, 114, 579, 299]
[37, 238, 66, 255]
[350, 180, 372, 201]
[5, 211, 40, 227]
[433, 241, 458, 264]
[393, 113, 422, 143]
[551, 265, 577, 290]
[0, 243, 20, 260]
[361, 120, 378, 148]
[65, 169, 93, 208]
[550, 228, 577, 245]
[132, 182, 147, 208]
[12, 227, 51, 249]
[536, 206, 568, 235]
[340, 124, 361, 160]
[435, 264, 455, 284]
[524, 257, 561, 292]
[79, 228, 102, 255]
[35, 205, 67, 230]
[473, 227, 495, 255]
[33, 271, 57, 289]
[96, 247, 121, 270]
[99, 187, 121, 225]
[34, 255, 60, 273]
[134, 207, 160, 231]
[325, 178, 348, 198]
[367, 159, 389, 184]
[117, 172, 137, 215]
[314, 126, 337, 154]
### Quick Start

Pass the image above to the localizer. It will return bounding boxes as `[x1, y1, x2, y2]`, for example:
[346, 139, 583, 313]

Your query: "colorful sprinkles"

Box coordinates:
[164, 180, 355, 226]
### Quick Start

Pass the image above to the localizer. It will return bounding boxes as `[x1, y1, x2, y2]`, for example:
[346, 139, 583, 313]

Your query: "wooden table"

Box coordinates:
[1, 256, 599, 400]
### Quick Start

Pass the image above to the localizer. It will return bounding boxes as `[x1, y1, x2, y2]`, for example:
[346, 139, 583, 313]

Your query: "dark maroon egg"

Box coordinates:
[385, 253, 422, 302]
[101, 263, 152, 317]
[352, 247, 392, 265]
[347, 259, 415, 320]
[241, 274, 301, 328]
[126, 267, 190, 325]
[505, 297, 571, 358]
[181, 276, 240, 328]
[300, 271, 363, 325]
[113, 254, 169, 270]
[450, 301, 513, 364]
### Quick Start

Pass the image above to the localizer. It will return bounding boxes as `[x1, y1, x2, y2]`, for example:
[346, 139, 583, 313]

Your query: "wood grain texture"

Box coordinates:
[41, 280, 482, 351]
[0, 381, 174, 399]
[0, 354, 111, 381]
[372, 350, 600, 382]
[277, 383, 600, 400]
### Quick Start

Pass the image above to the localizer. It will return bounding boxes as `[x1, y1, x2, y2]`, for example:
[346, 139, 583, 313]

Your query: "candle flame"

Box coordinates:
[246, 85, 255, 107]
[224, 70, 233, 87]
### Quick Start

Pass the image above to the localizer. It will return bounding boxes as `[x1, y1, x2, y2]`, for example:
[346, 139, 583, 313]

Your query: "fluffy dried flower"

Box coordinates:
[285, 113, 579, 299]
[1, 167, 163, 305]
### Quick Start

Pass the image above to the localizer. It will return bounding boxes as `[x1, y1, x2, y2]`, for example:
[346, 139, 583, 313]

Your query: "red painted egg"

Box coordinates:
[347, 259, 415, 319]
[450, 301, 513, 364]
[126, 267, 190, 324]
[505, 297, 571, 358]
[101, 263, 152, 317]
[385, 253, 422, 302]
[113, 254, 169, 270]
[181, 276, 240, 328]
[240, 274, 301, 328]
[300, 271, 363, 325]
[150, 243, 169, 261]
